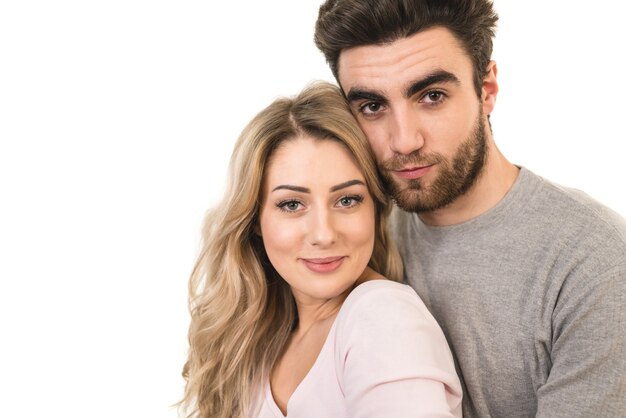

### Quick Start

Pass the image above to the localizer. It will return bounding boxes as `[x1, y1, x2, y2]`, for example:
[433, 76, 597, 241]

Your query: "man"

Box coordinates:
[314, 1, 626, 417]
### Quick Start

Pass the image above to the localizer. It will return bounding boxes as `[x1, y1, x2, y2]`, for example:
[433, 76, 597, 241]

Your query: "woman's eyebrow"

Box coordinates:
[271, 179, 365, 193]
[330, 179, 366, 192]
[271, 185, 310, 193]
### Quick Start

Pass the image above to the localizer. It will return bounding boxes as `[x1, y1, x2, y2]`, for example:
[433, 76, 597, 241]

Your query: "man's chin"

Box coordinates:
[383, 172, 448, 212]
[392, 182, 458, 213]
[394, 191, 430, 213]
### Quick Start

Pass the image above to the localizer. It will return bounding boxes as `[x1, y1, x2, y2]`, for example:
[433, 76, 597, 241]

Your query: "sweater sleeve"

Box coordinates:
[335, 281, 462, 418]
[536, 262, 626, 417]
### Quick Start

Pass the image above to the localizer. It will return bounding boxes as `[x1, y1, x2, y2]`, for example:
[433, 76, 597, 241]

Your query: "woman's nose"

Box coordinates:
[307, 209, 337, 247]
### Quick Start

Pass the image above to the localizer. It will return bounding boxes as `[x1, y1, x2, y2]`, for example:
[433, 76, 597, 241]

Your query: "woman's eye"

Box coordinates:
[337, 195, 363, 208]
[278, 200, 302, 212]
[340, 197, 353, 206]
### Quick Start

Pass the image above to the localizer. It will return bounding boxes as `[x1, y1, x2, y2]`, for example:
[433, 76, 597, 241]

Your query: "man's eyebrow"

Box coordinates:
[405, 70, 460, 98]
[272, 185, 310, 193]
[330, 179, 366, 192]
[345, 89, 388, 105]
[345, 70, 459, 104]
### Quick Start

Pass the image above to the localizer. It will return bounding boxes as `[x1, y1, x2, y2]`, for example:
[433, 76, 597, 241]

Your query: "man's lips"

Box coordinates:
[300, 256, 345, 273]
[392, 164, 434, 180]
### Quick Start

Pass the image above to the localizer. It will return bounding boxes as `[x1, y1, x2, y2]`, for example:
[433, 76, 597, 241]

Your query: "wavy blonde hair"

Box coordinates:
[181, 81, 403, 418]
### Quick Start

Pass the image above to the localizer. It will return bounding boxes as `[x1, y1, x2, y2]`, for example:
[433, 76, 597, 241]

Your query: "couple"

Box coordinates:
[182, 1, 626, 417]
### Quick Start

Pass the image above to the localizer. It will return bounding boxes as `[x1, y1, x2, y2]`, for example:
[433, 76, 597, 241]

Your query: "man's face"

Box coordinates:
[338, 27, 491, 213]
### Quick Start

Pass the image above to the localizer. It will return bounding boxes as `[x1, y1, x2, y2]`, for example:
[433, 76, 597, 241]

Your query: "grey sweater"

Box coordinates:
[390, 167, 626, 418]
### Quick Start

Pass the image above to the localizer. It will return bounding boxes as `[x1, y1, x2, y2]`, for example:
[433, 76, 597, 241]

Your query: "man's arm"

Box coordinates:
[536, 263, 626, 417]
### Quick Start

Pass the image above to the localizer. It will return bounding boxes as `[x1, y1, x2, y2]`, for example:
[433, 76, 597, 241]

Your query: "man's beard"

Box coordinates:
[379, 112, 488, 213]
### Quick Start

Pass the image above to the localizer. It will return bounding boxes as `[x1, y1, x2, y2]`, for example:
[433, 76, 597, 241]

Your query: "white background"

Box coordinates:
[1, 1, 624, 417]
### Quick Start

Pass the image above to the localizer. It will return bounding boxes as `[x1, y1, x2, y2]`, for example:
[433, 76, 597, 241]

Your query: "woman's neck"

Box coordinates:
[291, 266, 383, 336]
[292, 288, 350, 339]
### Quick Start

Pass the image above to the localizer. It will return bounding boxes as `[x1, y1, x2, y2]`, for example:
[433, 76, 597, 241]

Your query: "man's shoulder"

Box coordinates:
[388, 168, 626, 264]
[528, 170, 626, 244]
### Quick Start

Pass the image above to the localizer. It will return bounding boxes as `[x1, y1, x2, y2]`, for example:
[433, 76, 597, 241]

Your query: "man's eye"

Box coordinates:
[422, 91, 446, 104]
[360, 102, 383, 114]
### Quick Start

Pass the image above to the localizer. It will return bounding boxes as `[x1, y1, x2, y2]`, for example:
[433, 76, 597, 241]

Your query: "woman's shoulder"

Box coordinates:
[337, 279, 436, 330]
[332, 279, 462, 417]
[343, 279, 424, 309]
[351, 278, 413, 294]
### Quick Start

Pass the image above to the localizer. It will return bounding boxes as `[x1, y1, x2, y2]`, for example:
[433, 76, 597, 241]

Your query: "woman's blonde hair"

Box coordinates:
[181, 81, 403, 418]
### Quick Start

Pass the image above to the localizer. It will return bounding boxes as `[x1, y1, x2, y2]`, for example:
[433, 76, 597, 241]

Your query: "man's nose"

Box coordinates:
[388, 105, 425, 155]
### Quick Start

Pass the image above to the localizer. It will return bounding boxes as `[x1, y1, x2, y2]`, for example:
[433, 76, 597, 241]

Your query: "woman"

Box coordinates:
[181, 82, 462, 418]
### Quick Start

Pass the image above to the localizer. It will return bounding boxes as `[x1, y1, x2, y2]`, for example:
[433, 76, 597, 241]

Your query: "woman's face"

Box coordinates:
[259, 136, 376, 305]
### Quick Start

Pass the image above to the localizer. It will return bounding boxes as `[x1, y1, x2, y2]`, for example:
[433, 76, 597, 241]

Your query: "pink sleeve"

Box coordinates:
[335, 282, 462, 418]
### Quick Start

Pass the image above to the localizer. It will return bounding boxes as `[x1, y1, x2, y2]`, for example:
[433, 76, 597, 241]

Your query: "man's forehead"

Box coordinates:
[337, 26, 470, 90]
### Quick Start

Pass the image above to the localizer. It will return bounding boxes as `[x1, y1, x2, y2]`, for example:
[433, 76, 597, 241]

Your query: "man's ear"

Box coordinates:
[482, 60, 498, 116]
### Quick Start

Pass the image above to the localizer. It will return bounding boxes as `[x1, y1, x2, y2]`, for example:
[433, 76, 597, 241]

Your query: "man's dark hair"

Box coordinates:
[314, 0, 498, 96]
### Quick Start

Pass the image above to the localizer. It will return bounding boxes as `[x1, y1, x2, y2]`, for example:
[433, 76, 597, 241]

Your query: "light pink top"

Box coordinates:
[255, 280, 462, 417]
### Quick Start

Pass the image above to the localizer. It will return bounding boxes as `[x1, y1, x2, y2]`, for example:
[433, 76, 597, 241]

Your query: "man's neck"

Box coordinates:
[419, 146, 519, 227]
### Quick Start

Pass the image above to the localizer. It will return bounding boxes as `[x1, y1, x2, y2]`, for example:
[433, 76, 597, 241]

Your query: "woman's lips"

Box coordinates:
[301, 256, 345, 273]
[393, 164, 434, 180]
